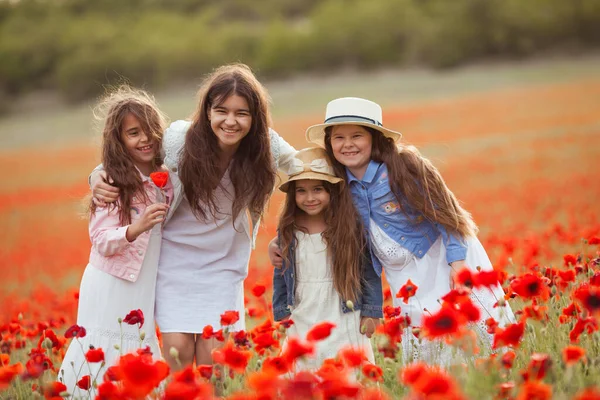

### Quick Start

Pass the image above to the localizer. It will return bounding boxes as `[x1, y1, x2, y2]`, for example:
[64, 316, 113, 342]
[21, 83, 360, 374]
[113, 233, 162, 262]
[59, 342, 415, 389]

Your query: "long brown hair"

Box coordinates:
[179, 63, 275, 222]
[91, 85, 166, 225]
[278, 180, 364, 302]
[325, 126, 477, 238]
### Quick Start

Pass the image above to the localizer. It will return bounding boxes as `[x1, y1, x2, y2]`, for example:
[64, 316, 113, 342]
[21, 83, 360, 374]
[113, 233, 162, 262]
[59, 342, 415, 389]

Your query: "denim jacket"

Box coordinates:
[348, 160, 468, 277]
[272, 233, 383, 321]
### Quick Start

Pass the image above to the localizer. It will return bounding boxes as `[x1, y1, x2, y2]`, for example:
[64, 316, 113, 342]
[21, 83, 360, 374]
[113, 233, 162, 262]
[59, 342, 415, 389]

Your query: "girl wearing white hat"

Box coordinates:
[273, 147, 382, 371]
[303, 97, 515, 364]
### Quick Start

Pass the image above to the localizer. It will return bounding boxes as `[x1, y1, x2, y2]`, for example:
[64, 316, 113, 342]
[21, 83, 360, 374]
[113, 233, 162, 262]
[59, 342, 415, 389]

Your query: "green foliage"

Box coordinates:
[1, 0, 599, 103]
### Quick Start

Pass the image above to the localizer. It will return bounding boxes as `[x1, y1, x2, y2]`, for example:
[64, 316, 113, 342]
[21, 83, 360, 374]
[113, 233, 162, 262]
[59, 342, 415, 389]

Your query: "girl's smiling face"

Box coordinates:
[295, 179, 331, 216]
[329, 124, 373, 180]
[120, 112, 156, 173]
[209, 94, 252, 154]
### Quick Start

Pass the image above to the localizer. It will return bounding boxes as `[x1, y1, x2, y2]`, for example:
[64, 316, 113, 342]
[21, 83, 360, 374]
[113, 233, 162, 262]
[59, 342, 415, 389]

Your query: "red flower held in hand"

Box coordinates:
[220, 310, 240, 326]
[123, 309, 144, 328]
[64, 324, 86, 339]
[150, 171, 169, 189]
[397, 279, 418, 304]
[85, 347, 105, 363]
[306, 322, 336, 342]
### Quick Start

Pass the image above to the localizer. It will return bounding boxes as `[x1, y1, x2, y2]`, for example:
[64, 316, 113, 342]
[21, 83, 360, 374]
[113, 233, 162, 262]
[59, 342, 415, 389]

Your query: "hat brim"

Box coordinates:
[279, 171, 343, 193]
[306, 121, 402, 148]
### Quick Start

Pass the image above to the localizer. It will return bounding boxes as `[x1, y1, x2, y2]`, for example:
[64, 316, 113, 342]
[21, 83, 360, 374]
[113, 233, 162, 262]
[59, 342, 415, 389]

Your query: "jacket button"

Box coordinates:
[418, 250, 423, 255]
[384, 223, 389, 228]
[129, 274, 135, 280]
[291, 273, 294, 278]
[137, 250, 143, 256]
[401, 236, 405, 241]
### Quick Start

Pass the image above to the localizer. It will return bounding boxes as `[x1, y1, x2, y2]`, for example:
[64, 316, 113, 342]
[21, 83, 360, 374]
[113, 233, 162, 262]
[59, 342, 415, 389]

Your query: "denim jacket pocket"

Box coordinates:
[371, 184, 402, 216]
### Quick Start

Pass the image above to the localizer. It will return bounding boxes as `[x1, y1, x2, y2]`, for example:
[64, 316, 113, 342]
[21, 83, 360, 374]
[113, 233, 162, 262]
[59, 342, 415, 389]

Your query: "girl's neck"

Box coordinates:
[134, 162, 155, 177]
[348, 164, 368, 181]
[295, 213, 326, 235]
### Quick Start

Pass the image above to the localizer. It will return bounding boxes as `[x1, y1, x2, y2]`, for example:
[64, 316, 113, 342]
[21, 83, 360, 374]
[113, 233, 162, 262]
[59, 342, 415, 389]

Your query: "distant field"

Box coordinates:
[0, 55, 599, 318]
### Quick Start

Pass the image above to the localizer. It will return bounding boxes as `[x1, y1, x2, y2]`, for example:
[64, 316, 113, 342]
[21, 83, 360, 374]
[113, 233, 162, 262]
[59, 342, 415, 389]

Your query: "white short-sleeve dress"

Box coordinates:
[154, 120, 296, 333]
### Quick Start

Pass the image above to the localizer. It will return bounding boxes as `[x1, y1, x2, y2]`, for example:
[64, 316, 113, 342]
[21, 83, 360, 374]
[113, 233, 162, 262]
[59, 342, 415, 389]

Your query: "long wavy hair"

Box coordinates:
[91, 85, 166, 225]
[278, 180, 365, 302]
[179, 63, 275, 222]
[324, 126, 477, 238]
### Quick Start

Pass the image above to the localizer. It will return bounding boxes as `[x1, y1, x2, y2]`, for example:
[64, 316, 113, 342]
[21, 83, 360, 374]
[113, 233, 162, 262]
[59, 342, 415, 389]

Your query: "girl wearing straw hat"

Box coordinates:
[273, 147, 382, 371]
[276, 97, 515, 363]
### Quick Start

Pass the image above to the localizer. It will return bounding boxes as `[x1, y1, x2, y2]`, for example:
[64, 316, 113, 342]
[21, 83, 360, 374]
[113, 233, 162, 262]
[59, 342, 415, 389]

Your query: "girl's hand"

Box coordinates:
[449, 260, 466, 289]
[126, 203, 169, 242]
[268, 237, 283, 268]
[91, 170, 119, 206]
[360, 317, 380, 338]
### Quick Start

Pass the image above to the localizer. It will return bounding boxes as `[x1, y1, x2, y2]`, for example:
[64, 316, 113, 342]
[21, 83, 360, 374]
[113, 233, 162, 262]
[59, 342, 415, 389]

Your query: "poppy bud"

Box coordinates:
[170, 346, 179, 359]
[42, 338, 53, 350]
[346, 300, 355, 311]
[139, 331, 146, 341]
[114, 344, 120, 350]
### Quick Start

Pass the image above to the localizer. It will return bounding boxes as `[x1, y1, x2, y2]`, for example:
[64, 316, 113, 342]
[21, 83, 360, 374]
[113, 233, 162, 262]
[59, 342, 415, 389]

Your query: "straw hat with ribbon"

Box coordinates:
[306, 97, 402, 148]
[279, 147, 343, 192]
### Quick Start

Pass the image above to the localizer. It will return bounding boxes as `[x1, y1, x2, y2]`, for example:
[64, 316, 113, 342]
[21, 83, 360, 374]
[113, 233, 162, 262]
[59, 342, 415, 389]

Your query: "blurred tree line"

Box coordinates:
[0, 0, 598, 106]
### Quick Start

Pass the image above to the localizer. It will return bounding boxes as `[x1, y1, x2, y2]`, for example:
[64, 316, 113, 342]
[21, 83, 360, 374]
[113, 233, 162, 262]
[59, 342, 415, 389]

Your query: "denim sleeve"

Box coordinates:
[359, 252, 383, 318]
[272, 266, 290, 321]
[436, 223, 468, 264]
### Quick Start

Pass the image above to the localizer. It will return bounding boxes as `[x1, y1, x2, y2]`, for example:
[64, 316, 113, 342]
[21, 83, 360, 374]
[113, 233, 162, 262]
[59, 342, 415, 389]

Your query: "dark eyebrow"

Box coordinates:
[125, 127, 139, 133]
[213, 105, 250, 113]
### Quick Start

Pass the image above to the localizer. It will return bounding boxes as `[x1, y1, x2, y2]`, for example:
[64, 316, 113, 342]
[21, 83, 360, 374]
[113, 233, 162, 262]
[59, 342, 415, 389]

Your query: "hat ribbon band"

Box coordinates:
[324, 115, 383, 127]
[286, 158, 335, 177]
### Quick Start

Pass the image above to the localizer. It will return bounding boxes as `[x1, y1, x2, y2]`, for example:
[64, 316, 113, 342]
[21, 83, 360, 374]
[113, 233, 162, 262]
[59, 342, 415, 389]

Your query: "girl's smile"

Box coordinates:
[330, 125, 373, 180]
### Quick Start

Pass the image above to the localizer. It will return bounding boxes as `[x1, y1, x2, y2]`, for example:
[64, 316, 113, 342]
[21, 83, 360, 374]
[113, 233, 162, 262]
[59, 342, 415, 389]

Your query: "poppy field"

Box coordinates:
[1, 68, 600, 399]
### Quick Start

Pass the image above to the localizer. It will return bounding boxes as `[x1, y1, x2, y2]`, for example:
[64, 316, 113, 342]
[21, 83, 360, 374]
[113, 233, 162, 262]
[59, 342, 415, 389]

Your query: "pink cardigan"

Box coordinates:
[88, 172, 173, 282]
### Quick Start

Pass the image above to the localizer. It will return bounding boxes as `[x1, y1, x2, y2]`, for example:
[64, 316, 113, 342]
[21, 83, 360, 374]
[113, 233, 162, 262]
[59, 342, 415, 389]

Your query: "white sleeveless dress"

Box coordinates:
[283, 231, 375, 371]
[369, 219, 515, 364]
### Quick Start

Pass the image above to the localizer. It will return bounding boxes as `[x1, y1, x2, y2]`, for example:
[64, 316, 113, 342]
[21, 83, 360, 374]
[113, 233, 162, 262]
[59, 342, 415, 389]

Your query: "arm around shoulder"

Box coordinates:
[269, 128, 297, 173]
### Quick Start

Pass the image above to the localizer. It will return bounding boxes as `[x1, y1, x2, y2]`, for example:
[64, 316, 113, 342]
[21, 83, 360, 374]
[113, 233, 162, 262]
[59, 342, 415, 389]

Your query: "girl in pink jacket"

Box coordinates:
[59, 86, 173, 397]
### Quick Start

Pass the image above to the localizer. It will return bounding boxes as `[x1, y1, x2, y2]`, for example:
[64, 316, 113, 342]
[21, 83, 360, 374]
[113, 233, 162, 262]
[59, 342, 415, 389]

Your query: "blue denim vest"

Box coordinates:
[347, 161, 468, 277]
[272, 233, 383, 321]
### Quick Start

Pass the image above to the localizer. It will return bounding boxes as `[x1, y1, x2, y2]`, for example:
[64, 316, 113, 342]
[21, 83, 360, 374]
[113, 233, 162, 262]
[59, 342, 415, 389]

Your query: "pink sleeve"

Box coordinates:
[89, 206, 132, 256]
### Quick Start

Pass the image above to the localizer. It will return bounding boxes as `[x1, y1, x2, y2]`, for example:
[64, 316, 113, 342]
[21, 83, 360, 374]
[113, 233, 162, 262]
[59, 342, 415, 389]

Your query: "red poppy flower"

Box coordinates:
[558, 269, 576, 283]
[213, 329, 225, 342]
[25, 348, 53, 379]
[201, 325, 214, 340]
[43, 381, 67, 398]
[340, 346, 367, 368]
[233, 330, 249, 347]
[400, 363, 465, 399]
[383, 287, 392, 301]
[118, 353, 169, 398]
[574, 387, 600, 400]
[85, 347, 105, 363]
[562, 302, 581, 319]
[123, 309, 144, 328]
[251, 284, 266, 297]
[383, 305, 402, 319]
[306, 322, 336, 342]
[573, 284, 600, 315]
[150, 171, 169, 189]
[441, 288, 471, 305]
[212, 341, 252, 373]
[485, 317, 499, 334]
[163, 366, 213, 400]
[362, 364, 383, 382]
[64, 324, 86, 339]
[493, 322, 525, 349]
[252, 331, 280, 354]
[0, 363, 23, 390]
[497, 382, 515, 398]
[77, 375, 91, 390]
[590, 271, 600, 286]
[282, 337, 315, 364]
[517, 380, 552, 400]
[475, 270, 502, 288]
[569, 316, 598, 343]
[563, 345, 586, 366]
[396, 279, 418, 304]
[527, 353, 552, 380]
[454, 268, 474, 288]
[501, 350, 516, 369]
[96, 381, 125, 399]
[422, 304, 467, 338]
[220, 310, 240, 326]
[455, 298, 481, 322]
[37, 329, 62, 350]
[510, 273, 550, 300]
[278, 318, 294, 329]
[262, 356, 290, 375]
[103, 365, 122, 382]
[563, 254, 578, 266]
[589, 237, 600, 245]
[196, 365, 213, 380]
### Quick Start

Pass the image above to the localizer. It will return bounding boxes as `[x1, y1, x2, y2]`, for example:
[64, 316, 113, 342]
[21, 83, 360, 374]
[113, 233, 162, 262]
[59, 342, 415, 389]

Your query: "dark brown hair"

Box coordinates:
[325, 126, 477, 238]
[91, 86, 166, 225]
[179, 63, 275, 222]
[278, 180, 364, 302]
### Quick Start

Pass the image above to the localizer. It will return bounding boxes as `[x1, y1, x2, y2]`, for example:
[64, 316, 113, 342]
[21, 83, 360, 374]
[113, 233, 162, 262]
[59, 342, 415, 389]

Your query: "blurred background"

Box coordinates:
[0, 0, 599, 321]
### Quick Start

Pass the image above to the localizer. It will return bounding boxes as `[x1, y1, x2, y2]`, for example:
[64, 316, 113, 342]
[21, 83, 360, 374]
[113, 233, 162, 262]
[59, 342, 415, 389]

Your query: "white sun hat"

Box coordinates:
[306, 97, 402, 148]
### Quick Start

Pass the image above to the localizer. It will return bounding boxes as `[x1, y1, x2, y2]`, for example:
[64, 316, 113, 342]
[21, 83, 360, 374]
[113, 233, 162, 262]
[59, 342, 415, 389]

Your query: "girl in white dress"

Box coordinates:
[60, 86, 172, 396]
[91, 64, 297, 370]
[305, 97, 516, 364]
[272, 147, 383, 371]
